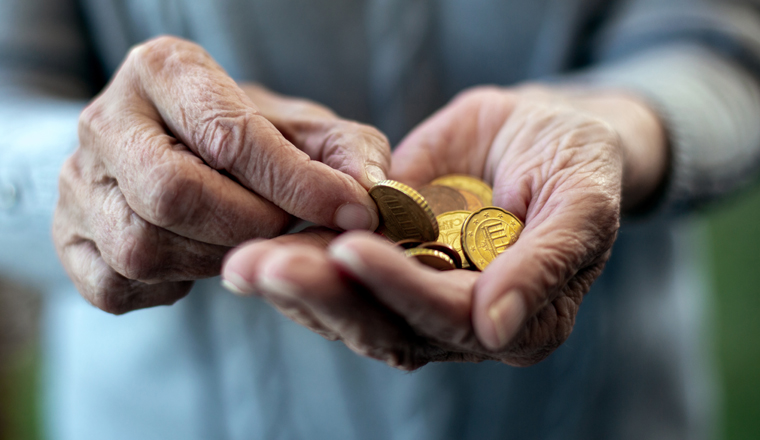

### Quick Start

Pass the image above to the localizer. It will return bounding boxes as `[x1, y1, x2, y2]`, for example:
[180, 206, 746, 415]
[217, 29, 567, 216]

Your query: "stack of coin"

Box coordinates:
[368, 175, 524, 272]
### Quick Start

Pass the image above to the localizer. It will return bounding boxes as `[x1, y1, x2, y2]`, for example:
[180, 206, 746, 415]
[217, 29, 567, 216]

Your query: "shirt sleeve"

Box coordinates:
[0, 0, 93, 287]
[577, 0, 760, 213]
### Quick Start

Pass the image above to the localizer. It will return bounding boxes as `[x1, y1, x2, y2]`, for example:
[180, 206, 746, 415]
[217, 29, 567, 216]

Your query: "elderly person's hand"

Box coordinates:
[221, 85, 668, 369]
[53, 36, 390, 314]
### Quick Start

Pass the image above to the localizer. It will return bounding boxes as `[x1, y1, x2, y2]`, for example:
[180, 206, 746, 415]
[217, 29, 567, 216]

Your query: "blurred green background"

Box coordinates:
[1, 187, 759, 440]
[708, 184, 760, 440]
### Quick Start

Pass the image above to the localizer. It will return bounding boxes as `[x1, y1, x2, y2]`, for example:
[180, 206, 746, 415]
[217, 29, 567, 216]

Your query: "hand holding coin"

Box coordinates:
[222, 85, 667, 369]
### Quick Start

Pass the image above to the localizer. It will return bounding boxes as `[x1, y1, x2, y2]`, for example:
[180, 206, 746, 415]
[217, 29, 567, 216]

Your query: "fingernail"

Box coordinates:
[485, 291, 526, 350]
[257, 273, 301, 297]
[335, 203, 377, 231]
[328, 244, 367, 277]
[221, 272, 255, 295]
[365, 164, 387, 184]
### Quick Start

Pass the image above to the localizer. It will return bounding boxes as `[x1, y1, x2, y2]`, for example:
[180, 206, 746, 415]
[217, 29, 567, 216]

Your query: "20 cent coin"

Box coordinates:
[462, 207, 523, 271]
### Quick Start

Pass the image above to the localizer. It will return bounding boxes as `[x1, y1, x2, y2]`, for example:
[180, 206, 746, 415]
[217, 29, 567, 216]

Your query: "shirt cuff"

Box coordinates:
[576, 43, 760, 214]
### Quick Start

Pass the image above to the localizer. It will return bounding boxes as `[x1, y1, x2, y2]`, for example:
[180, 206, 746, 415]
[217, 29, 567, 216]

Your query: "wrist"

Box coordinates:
[571, 92, 669, 213]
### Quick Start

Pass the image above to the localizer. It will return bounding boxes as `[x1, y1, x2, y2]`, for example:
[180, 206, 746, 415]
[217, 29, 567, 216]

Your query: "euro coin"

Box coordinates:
[403, 248, 456, 271]
[435, 210, 471, 269]
[462, 207, 523, 271]
[396, 239, 424, 249]
[430, 174, 493, 205]
[369, 180, 439, 242]
[417, 185, 468, 216]
[457, 189, 483, 211]
[418, 242, 462, 269]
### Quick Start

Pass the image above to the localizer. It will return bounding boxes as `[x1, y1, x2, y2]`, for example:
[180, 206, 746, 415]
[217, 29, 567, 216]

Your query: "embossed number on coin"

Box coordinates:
[462, 207, 523, 271]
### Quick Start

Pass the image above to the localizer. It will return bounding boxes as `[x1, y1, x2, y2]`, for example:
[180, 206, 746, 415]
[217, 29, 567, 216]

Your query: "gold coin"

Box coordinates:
[462, 207, 523, 271]
[417, 185, 468, 216]
[403, 248, 456, 271]
[457, 189, 483, 211]
[435, 210, 471, 269]
[395, 239, 424, 249]
[418, 242, 462, 269]
[431, 174, 493, 205]
[369, 180, 439, 242]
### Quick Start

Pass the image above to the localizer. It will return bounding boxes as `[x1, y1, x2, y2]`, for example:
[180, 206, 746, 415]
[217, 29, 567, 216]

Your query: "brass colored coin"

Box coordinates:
[431, 174, 493, 205]
[457, 189, 484, 212]
[369, 180, 439, 242]
[417, 185, 468, 216]
[396, 239, 423, 249]
[403, 248, 456, 271]
[418, 242, 462, 269]
[435, 210, 472, 269]
[462, 207, 523, 271]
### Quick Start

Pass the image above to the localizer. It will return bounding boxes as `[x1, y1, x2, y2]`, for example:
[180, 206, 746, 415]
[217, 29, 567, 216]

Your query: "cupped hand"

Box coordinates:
[222, 85, 667, 368]
[53, 36, 390, 314]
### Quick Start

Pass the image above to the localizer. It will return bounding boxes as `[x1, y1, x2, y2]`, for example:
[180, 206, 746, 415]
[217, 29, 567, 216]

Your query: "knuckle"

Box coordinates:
[273, 159, 330, 210]
[78, 99, 107, 142]
[514, 83, 552, 96]
[110, 226, 158, 281]
[534, 243, 579, 290]
[89, 283, 133, 315]
[144, 162, 201, 228]
[454, 85, 502, 104]
[353, 122, 391, 152]
[128, 35, 186, 65]
[77, 257, 139, 315]
[88, 276, 192, 315]
[127, 35, 208, 79]
[96, 209, 161, 282]
[197, 112, 257, 169]
[57, 153, 81, 190]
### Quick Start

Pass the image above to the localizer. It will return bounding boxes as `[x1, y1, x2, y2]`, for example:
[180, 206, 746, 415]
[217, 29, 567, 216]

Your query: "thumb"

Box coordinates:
[306, 120, 392, 190]
[471, 196, 618, 357]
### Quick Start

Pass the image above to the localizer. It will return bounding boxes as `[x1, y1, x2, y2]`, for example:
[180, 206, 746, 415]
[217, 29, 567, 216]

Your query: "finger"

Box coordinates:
[242, 84, 391, 189]
[55, 236, 194, 315]
[79, 110, 292, 244]
[295, 119, 391, 190]
[221, 237, 429, 369]
[130, 36, 380, 231]
[54, 168, 193, 314]
[471, 192, 618, 355]
[328, 232, 480, 347]
[220, 227, 340, 294]
[390, 87, 517, 187]
[59, 153, 230, 283]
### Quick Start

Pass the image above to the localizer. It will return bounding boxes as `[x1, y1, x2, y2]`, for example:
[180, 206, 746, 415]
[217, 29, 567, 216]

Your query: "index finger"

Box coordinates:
[132, 37, 379, 231]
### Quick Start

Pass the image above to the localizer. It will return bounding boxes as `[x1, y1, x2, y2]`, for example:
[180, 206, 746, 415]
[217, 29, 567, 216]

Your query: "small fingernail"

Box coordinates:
[365, 164, 387, 184]
[257, 274, 301, 297]
[335, 203, 377, 231]
[485, 290, 526, 350]
[221, 272, 255, 295]
[328, 244, 367, 277]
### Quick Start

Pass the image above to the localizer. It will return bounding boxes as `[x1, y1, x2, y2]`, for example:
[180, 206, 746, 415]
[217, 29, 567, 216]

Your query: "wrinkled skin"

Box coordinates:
[53, 36, 391, 314]
[222, 86, 667, 369]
